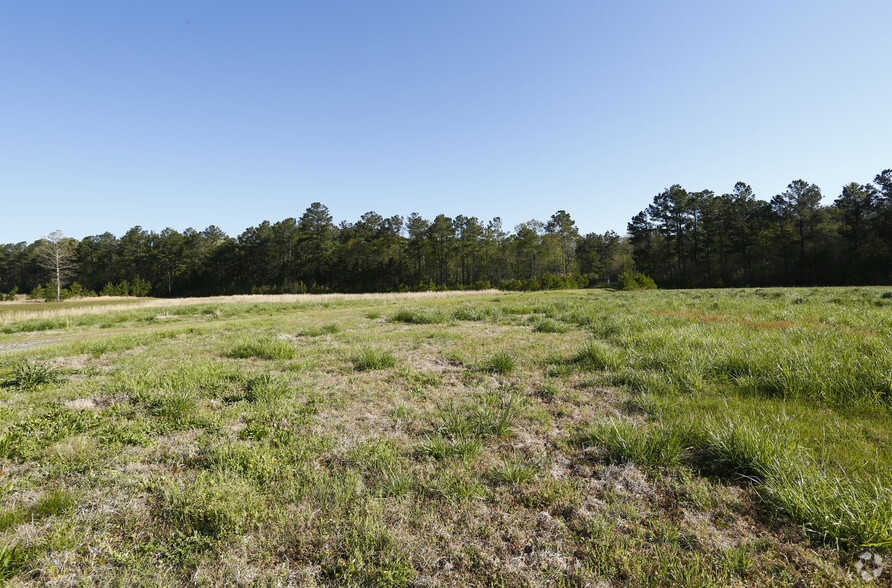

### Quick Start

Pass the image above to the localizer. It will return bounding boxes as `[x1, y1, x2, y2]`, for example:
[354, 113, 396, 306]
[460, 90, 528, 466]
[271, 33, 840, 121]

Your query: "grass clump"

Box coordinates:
[244, 373, 291, 403]
[5, 360, 60, 391]
[366, 310, 382, 319]
[226, 338, 296, 360]
[533, 317, 571, 333]
[452, 304, 500, 322]
[480, 351, 517, 374]
[389, 308, 447, 324]
[490, 454, 540, 485]
[574, 420, 688, 467]
[355, 347, 397, 371]
[299, 322, 340, 337]
[156, 472, 261, 539]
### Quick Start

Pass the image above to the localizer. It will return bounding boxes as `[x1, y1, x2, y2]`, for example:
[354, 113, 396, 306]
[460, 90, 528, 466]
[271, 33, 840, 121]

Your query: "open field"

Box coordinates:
[0, 288, 890, 586]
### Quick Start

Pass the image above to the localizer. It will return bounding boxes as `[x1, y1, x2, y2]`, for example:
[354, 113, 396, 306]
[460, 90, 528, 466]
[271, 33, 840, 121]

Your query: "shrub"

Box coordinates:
[618, 270, 657, 291]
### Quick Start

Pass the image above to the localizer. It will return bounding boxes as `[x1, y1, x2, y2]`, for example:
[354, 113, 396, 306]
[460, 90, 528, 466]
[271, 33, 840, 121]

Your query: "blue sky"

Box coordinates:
[2, 1, 890, 243]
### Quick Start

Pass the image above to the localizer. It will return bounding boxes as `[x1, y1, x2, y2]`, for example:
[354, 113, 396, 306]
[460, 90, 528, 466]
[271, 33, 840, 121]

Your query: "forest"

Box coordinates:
[1, 167, 890, 298]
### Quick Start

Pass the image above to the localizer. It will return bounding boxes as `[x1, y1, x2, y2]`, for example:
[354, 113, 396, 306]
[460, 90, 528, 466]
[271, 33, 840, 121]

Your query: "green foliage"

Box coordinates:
[354, 347, 397, 371]
[0, 545, 28, 581]
[618, 270, 658, 290]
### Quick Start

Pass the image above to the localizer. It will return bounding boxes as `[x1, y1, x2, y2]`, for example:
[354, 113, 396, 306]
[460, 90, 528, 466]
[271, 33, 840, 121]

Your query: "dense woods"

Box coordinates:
[0, 206, 627, 298]
[628, 169, 892, 287]
[2, 168, 890, 298]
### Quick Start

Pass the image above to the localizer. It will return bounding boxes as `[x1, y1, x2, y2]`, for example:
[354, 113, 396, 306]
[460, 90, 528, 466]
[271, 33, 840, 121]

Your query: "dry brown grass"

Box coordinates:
[0, 290, 501, 323]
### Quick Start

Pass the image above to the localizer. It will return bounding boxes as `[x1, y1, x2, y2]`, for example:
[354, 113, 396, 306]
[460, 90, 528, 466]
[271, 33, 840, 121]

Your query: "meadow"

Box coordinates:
[0, 287, 890, 586]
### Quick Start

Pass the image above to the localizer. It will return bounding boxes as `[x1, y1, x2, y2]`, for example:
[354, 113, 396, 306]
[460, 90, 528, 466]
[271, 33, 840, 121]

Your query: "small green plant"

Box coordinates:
[226, 338, 296, 360]
[355, 347, 396, 371]
[0, 545, 28, 581]
[244, 373, 291, 403]
[481, 351, 517, 374]
[366, 310, 382, 319]
[533, 318, 571, 333]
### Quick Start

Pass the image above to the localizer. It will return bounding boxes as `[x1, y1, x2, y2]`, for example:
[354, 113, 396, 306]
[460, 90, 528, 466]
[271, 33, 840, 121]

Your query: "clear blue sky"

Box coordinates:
[2, 1, 890, 243]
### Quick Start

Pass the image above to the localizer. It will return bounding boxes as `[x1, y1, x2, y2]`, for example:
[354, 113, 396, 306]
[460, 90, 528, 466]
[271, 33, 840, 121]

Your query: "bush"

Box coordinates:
[618, 270, 657, 291]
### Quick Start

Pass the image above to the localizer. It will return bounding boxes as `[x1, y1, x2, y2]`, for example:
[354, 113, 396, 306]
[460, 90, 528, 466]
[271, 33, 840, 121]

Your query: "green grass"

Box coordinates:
[354, 347, 397, 370]
[480, 351, 517, 374]
[225, 337, 297, 360]
[0, 287, 889, 585]
[388, 308, 447, 324]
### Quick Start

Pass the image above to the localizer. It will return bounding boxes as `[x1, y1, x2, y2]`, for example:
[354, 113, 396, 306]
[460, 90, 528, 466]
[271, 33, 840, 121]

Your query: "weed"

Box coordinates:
[6, 360, 60, 390]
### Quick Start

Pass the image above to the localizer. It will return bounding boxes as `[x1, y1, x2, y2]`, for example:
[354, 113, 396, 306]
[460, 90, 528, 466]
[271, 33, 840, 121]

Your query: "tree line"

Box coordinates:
[0, 206, 629, 299]
[627, 168, 892, 287]
[3, 166, 890, 299]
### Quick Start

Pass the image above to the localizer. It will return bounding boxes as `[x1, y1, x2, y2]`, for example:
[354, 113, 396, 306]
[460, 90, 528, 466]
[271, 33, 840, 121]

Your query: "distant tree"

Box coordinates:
[37, 230, 78, 301]
[545, 210, 579, 275]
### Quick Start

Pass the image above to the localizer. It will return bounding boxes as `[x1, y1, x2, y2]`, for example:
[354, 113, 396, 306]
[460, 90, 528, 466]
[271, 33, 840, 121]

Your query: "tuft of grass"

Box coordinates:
[533, 317, 571, 333]
[354, 347, 397, 371]
[244, 373, 291, 403]
[6, 360, 60, 391]
[32, 487, 76, 517]
[389, 308, 447, 324]
[574, 420, 688, 468]
[0, 545, 28, 582]
[575, 339, 621, 371]
[452, 305, 500, 322]
[226, 338, 296, 360]
[480, 351, 517, 374]
[299, 323, 340, 337]
[489, 454, 540, 485]
[156, 472, 261, 539]
[366, 310, 382, 319]
[149, 389, 198, 420]
[418, 435, 482, 462]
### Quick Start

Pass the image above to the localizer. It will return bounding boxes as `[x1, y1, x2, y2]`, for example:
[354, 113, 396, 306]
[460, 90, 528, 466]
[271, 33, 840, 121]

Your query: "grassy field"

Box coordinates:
[0, 288, 890, 586]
